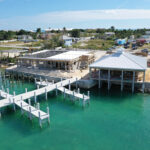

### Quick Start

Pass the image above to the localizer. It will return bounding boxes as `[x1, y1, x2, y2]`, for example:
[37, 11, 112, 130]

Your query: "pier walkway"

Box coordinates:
[0, 90, 49, 127]
[0, 77, 83, 127]
[36, 80, 90, 104]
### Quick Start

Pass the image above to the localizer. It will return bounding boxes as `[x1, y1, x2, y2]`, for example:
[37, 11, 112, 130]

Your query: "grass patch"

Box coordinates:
[0, 47, 22, 50]
[72, 39, 115, 50]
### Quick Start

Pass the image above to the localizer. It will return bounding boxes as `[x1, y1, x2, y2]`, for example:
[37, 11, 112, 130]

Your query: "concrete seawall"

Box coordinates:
[5, 67, 97, 89]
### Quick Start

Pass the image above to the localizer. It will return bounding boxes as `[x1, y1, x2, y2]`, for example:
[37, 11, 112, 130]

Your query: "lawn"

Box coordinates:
[0, 47, 22, 50]
[72, 39, 115, 50]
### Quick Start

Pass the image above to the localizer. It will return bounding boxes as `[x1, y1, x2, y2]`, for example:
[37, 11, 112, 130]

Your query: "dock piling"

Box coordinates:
[63, 87, 66, 99]
[28, 99, 31, 105]
[76, 78, 78, 89]
[45, 88, 48, 100]
[13, 98, 16, 111]
[47, 107, 50, 124]
[37, 103, 40, 110]
[21, 102, 23, 114]
[34, 92, 37, 103]
[29, 106, 32, 120]
[56, 85, 58, 96]
[38, 111, 42, 128]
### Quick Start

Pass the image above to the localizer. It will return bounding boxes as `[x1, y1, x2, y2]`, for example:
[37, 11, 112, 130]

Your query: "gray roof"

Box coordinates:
[0, 49, 27, 53]
[90, 51, 147, 71]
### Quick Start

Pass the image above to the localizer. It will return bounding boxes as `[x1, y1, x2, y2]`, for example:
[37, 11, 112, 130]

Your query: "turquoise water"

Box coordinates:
[0, 71, 150, 150]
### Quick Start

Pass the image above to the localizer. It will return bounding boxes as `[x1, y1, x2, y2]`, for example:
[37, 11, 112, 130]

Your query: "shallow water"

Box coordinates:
[0, 70, 150, 150]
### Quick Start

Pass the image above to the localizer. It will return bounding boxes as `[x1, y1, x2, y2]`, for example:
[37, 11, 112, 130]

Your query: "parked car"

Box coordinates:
[141, 49, 149, 54]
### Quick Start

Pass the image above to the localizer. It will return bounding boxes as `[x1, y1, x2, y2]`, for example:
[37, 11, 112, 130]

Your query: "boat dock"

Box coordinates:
[36, 78, 90, 106]
[0, 77, 90, 127]
[0, 89, 50, 128]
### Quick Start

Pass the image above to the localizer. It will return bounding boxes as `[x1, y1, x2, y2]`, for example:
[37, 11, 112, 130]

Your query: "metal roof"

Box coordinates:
[90, 50, 147, 71]
[46, 51, 89, 61]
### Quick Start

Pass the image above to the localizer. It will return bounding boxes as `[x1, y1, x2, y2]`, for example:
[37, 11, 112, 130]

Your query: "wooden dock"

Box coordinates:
[0, 77, 86, 127]
[0, 90, 50, 127]
[36, 79, 90, 106]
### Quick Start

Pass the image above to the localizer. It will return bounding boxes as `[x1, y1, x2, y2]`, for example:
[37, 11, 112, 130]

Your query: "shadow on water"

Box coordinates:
[88, 83, 138, 103]
[0, 106, 52, 136]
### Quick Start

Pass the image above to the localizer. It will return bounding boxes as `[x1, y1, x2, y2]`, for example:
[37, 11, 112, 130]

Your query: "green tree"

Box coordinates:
[71, 29, 80, 37]
[36, 28, 41, 33]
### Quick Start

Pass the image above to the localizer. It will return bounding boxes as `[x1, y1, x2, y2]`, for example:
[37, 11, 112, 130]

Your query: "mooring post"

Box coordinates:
[34, 78, 37, 84]
[34, 92, 37, 103]
[56, 85, 58, 96]
[69, 80, 71, 91]
[9, 97, 11, 103]
[76, 78, 78, 89]
[29, 106, 32, 120]
[88, 91, 90, 98]
[7, 88, 9, 94]
[0, 111, 1, 119]
[1, 86, 4, 91]
[38, 111, 42, 128]
[21, 102, 23, 115]
[13, 91, 16, 97]
[52, 80, 54, 84]
[37, 103, 40, 110]
[82, 94, 85, 108]
[13, 98, 16, 111]
[46, 79, 48, 86]
[63, 87, 66, 99]
[28, 99, 31, 105]
[45, 88, 48, 100]
[73, 90, 75, 101]
[40, 77, 42, 85]
[25, 88, 27, 93]
[87, 91, 90, 105]
[21, 95, 23, 101]
[78, 88, 80, 93]
[61, 78, 63, 86]
[37, 85, 39, 89]
[47, 107, 50, 124]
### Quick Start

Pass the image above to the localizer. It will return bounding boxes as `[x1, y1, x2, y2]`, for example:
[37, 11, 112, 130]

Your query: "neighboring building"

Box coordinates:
[17, 35, 36, 42]
[40, 33, 56, 40]
[145, 31, 150, 35]
[17, 50, 95, 71]
[0, 50, 27, 58]
[128, 35, 135, 43]
[104, 32, 115, 37]
[89, 48, 147, 93]
[116, 39, 127, 45]
[136, 38, 146, 46]
[62, 35, 73, 46]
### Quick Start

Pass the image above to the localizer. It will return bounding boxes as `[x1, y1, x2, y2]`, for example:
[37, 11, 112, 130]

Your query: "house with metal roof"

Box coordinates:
[18, 50, 95, 71]
[89, 48, 147, 93]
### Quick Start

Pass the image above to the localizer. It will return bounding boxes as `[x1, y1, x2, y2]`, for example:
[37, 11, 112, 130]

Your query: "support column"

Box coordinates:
[99, 69, 101, 88]
[132, 71, 135, 93]
[121, 70, 124, 92]
[108, 70, 111, 90]
[142, 71, 145, 93]
[89, 68, 92, 79]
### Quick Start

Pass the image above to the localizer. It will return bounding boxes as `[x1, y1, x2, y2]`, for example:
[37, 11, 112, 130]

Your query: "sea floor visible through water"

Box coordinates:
[0, 69, 150, 150]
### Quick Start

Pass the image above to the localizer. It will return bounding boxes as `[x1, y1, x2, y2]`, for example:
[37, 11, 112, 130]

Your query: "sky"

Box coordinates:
[0, 0, 150, 30]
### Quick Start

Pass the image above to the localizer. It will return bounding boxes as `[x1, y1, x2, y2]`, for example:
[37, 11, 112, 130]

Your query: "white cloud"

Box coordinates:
[36, 9, 150, 22]
[1, 9, 150, 29]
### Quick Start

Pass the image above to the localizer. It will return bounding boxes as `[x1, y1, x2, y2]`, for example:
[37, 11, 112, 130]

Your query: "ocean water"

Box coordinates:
[0, 70, 150, 150]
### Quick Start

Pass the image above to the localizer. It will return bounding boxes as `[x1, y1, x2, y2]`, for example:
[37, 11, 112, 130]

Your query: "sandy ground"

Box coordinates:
[138, 68, 150, 82]
[145, 69, 150, 82]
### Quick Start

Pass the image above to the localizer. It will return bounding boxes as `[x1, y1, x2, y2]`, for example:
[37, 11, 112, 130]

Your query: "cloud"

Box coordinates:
[33, 9, 150, 22]
[1, 9, 150, 29]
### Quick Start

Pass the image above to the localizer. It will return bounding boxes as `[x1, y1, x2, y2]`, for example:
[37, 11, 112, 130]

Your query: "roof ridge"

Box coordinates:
[123, 53, 145, 69]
